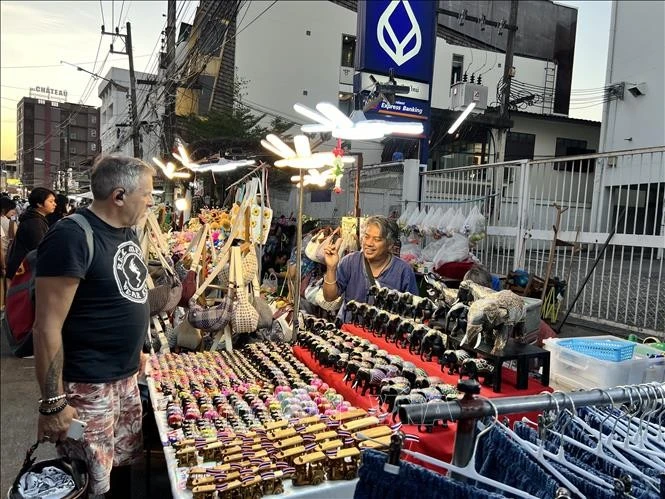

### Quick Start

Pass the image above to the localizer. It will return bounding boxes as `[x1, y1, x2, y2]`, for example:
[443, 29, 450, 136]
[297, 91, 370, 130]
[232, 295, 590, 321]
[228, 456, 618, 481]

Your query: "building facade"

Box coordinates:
[98, 67, 163, 162]
[16, 97, 100, 192]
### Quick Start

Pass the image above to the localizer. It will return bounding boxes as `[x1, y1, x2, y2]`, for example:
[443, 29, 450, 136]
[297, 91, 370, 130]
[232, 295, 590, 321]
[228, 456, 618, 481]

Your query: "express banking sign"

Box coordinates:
[356, 0, 437, 84]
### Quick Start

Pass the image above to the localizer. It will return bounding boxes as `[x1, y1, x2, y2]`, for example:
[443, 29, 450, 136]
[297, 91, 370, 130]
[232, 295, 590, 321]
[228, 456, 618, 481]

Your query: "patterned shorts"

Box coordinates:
[57, 375, 143, 495]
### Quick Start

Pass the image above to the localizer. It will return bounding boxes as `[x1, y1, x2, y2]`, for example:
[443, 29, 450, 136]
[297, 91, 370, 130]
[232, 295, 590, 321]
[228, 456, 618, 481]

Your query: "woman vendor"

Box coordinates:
[322, 215, 417, 319]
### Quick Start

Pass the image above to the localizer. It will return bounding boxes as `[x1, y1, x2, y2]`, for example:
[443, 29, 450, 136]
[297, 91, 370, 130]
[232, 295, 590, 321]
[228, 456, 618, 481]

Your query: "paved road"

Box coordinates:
[483, 247, 664, 335]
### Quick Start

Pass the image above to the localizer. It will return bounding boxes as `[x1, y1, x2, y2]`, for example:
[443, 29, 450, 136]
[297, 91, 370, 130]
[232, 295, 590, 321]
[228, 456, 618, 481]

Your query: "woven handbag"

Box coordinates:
[230, 246, 258, 334]
[8, 442, 88, 499]
[217, 245, 258, 288]
[187, 295, 233, 332]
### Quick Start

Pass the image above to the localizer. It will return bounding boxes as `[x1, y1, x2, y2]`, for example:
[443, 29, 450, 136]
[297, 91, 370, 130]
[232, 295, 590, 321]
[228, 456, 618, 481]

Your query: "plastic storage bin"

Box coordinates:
[543, 335, 665, 390]
[522, 297, 542, 333]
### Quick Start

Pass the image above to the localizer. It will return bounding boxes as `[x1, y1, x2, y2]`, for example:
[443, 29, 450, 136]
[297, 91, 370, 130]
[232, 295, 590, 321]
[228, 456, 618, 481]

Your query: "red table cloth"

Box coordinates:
[292, 323, 551, 464]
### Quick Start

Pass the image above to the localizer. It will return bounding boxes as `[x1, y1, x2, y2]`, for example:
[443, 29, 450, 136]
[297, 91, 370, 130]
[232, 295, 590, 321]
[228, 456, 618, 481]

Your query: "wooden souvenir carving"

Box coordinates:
[293, 451, 327, 486]
[313, 430, 339, 443]
[330, 408, 367, 423]
[317, 439, 343, 453]
[273, 435, 304, 449]
[266, 427, 297, 441]
[327, 447, 361, 481]
[340, 416, 380, 433]
[264, 419, 289, 431]
[352, 425, 392, 441]
[358, 435, 391, 450]
[176, 446, 198, 467]
[191, 484, 216, 499]
[301, 422, 328, 435]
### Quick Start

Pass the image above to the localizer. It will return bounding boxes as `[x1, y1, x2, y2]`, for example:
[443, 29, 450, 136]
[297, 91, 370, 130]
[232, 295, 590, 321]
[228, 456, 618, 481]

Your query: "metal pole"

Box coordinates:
[125, 22, 141, 158]
[557, 207, 626, 332]
[292, 170, 305, 341]
[495, 0, 519, 164]
[400, 382, 664, 427]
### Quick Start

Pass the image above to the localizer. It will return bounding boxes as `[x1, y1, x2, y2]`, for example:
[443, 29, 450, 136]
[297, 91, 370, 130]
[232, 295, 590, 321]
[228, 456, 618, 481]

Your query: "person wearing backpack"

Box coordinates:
[32, 155, 154, 498]
[5, 187, 56, 280]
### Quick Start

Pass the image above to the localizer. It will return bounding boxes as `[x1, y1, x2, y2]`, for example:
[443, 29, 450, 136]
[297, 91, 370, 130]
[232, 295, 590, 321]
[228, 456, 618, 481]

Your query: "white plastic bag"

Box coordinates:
[422, 238, 446, 262]
[398, 204, 416, 228]
[438, 208, 455, 232]
[400, 242, 422, 264]
[447, 209, 466, 234]
[433, 233, 470, 267]
[463, 205, 486, 238]
[406, 206, 421, 227]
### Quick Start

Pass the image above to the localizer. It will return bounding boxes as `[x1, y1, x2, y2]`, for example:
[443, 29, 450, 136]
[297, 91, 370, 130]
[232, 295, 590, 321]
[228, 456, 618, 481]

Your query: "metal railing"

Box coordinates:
[421, 147, 665, 335]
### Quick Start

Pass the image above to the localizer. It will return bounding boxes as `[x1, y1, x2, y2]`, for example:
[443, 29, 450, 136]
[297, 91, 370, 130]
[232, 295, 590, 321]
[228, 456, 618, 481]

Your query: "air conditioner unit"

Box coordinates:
[450, 82, 488, 111]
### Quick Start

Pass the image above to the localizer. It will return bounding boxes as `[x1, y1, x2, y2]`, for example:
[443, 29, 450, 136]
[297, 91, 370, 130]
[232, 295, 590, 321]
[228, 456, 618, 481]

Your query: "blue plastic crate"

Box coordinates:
[558, 338, 636, 362]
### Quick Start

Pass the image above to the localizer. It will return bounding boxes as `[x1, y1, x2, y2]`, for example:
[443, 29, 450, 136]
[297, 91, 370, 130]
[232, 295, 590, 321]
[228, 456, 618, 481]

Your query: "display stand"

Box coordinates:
[445, 336, 550, 392]
[145, 365, 358, 499]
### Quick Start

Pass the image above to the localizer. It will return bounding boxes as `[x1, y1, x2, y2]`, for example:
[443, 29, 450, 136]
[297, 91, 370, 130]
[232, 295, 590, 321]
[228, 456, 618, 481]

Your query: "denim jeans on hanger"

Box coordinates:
[354, 449, 504, 499]
[513, 422, 660, 499]
[474, 426, 559, 498]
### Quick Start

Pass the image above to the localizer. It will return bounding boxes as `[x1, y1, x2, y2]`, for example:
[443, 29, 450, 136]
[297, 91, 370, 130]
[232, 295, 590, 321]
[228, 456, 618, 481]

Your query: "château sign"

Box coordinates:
[29, 86, 68, 103]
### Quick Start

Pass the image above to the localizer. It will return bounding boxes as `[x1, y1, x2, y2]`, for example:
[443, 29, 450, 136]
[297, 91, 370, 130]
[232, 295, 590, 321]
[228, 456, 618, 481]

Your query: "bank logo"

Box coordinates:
[113, 241, 148, 303]
[377, 0, 422, 66]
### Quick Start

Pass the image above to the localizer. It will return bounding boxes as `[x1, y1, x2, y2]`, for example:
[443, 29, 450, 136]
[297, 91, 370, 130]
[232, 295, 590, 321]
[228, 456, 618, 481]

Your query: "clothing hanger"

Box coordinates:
[608, 385, 665, 456]
[562, 389, 661, 492]
[517, 391, 614, 491]
[375, 417, 544, 499]
[611, 386, 665, 467]
[541, 390, 659, 490]
[589, 386, 665, 472]
[477, 397, 585, 498]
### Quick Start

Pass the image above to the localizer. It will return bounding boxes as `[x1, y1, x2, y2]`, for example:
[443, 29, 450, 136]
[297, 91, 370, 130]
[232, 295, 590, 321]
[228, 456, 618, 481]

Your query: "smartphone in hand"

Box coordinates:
[66, 419, 87, 441]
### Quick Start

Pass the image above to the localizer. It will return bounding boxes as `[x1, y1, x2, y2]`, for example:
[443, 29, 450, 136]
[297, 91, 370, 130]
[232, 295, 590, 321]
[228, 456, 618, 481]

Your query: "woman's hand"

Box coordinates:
[323, 228, 342, 269]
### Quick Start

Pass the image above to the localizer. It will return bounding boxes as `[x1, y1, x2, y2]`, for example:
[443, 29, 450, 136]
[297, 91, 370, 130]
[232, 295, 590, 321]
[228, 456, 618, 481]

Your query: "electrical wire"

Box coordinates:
[117, 0, 126, 28]
[99, 0, 106, 28]
[0, 54, 152, 70]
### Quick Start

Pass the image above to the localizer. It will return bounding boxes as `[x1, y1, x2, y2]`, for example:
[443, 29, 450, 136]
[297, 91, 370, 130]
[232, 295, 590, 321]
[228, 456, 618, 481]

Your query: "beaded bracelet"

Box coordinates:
[39, 400, 68, 416]
[39, 394, 67, 405]
[323, 278, 337, 285]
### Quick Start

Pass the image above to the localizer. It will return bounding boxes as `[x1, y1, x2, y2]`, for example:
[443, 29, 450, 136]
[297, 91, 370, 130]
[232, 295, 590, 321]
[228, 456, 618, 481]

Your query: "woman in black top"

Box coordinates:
[5, 187, 56, 279]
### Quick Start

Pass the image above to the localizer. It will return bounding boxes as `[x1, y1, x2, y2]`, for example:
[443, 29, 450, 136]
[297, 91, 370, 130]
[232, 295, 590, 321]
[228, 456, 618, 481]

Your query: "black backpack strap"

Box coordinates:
[64, 214, 95, 272]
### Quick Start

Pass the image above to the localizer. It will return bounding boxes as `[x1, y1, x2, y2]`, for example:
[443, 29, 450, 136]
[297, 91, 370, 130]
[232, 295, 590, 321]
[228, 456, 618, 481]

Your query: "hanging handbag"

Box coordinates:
[249, 176, 273, 245]
[250, 275, 273, 329]
[304, 229, 329, 262]
[8, 441, 89, 499]
[178, 225, 208, 307]
[187, 294, 234, 332]
[230, 246, 259, 334]
[147, 236, 182, 316]
[217, 244, 258, 288]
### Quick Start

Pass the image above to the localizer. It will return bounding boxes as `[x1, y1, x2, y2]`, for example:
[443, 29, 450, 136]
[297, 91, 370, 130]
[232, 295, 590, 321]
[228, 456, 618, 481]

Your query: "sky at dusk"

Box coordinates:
[0, 0, 612, 161]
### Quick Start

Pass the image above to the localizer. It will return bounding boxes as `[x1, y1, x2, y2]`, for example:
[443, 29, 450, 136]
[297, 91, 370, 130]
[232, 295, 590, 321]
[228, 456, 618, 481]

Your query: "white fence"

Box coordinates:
[421, 147, 665, 336]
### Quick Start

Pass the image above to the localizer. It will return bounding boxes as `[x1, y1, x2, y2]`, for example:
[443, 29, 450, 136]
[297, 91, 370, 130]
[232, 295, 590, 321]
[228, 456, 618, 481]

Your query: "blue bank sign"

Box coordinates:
[356, 0, 437, 84]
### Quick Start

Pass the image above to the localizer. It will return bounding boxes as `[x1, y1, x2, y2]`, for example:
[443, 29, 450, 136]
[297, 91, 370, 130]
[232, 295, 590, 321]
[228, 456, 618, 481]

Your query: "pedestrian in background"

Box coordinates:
[1, 196, 18, 309]
[5, 187, 56, 280]
[33, 155, 154, 498]
[46, 193, 70, 226]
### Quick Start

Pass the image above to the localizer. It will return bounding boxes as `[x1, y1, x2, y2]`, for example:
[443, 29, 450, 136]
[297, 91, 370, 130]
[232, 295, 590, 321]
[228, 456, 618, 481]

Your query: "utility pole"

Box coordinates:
[163, 0, 177, 205]
[103, 22, 141, 158]
[495, 0, 519, 163]
[164, 0, 176, 155]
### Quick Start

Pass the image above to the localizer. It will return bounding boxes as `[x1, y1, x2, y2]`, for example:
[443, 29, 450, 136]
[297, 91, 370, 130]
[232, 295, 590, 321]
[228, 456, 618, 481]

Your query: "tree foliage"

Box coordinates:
[178, 75, 294, 145]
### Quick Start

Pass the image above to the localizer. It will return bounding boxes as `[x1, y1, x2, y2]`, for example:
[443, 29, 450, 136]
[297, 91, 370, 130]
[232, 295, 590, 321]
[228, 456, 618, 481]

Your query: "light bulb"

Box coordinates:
[174, 198, 189, 211]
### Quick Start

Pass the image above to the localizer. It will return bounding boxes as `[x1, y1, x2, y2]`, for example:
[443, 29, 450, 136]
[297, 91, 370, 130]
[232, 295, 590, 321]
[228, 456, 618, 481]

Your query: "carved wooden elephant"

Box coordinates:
[439, 349, 472, 375]
[420, 330, 447, 362]
[457, 279, 496, 304]
[459, 358, 495, 385]
[460, 290, 526, 355]
[407, 325, 429, 354]
[445, 302, 470, 337]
